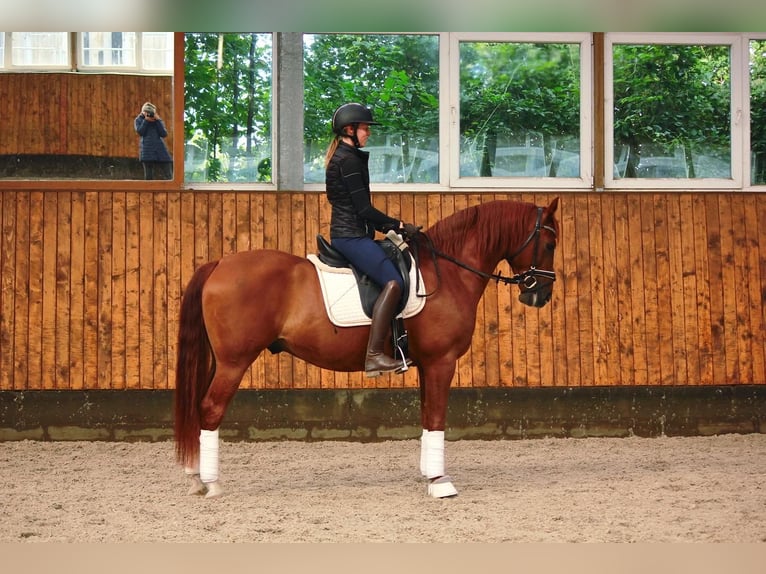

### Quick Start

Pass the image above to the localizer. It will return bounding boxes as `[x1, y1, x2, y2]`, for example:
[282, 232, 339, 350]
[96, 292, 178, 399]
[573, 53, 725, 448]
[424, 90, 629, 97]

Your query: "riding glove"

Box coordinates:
[401, 223, 421, 237]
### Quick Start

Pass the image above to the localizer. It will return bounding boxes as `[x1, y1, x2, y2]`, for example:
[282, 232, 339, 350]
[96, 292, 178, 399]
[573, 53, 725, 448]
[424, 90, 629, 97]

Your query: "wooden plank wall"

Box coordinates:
[0, 73, 173, 158]
[0, 190, 764, 391]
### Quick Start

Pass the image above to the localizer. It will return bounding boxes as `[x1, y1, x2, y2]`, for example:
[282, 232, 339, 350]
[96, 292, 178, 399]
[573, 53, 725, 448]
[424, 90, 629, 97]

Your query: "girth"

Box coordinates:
[316, 234, 412, 318]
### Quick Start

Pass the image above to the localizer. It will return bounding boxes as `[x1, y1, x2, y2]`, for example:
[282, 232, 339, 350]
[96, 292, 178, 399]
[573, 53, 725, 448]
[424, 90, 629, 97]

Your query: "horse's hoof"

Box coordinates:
[204, 481, 224, 498]
[186, 474, 208, 496]
[427, 475, 458, 498]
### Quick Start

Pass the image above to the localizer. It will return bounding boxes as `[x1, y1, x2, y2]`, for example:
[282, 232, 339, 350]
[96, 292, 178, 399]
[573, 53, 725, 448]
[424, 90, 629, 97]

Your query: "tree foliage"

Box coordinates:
[184, 33, 271, 182]
[613, 44, 731, 177]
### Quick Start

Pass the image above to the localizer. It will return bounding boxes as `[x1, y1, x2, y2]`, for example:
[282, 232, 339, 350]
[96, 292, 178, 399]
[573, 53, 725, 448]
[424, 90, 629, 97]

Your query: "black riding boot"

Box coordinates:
[365, 280, 403, 377]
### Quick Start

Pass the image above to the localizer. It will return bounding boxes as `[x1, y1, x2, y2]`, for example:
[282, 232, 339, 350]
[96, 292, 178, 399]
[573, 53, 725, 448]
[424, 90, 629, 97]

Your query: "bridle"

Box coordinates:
[411, 207, 556, 297]
[503, 207, 557, 290]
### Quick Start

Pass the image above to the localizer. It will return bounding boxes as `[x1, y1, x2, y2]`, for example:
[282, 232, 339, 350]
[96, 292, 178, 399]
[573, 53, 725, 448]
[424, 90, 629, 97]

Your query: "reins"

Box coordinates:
[407, 207, 556, 297]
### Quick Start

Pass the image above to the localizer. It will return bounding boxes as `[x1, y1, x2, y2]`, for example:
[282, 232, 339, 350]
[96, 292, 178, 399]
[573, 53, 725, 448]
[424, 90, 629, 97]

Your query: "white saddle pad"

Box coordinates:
[307, 253, 427, 327]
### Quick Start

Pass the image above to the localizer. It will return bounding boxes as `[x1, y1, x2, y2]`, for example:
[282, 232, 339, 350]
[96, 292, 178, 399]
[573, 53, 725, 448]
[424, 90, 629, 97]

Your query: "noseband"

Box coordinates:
[504, 207, 557, 290]
[412, 207, 557, 296]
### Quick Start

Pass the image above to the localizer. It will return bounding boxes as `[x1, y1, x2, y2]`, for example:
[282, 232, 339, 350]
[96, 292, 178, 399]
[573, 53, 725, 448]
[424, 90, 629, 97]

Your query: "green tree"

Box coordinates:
[184, 33, 271, 182]
[303, 34, 439, 182]
[750, 40, 766, 184]
[613, 44, 730, 177]
[458, 42, 581, 176]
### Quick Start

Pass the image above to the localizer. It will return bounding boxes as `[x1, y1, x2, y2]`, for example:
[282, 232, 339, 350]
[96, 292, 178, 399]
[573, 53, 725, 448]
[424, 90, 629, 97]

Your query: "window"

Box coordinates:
[79, 32, 172, 72]
[183, 33, 273, 183]
[142, 32, 174, 71]
[4, 32, 762, 190]
[606, 33, 742, 189]
[452, 34, 590, 188]
[750, 37, 766, 186]
[303, 34, 440, 185]
[9, 32, 69, 68]
[0, 32, 173, 73]
[81, 32, 137, 67]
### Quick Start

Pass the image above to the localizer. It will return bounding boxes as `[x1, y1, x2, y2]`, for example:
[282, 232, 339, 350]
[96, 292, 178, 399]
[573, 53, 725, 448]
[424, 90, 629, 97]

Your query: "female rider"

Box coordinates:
[324, 103, 419, 377]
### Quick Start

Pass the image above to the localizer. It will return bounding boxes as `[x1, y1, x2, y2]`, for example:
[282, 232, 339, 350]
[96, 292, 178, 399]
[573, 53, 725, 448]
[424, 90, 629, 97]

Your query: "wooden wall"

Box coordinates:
[0, 190, 764, 392]
[0, 73, 173, 158]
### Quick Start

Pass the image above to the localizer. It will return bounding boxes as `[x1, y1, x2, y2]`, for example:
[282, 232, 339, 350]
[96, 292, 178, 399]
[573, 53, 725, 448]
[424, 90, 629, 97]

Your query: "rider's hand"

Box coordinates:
[400, 222, 421, 237]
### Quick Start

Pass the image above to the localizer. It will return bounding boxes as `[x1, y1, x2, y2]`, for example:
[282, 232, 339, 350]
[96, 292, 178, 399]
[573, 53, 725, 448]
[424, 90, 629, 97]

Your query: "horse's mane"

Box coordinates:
[423, 200, 538, 257]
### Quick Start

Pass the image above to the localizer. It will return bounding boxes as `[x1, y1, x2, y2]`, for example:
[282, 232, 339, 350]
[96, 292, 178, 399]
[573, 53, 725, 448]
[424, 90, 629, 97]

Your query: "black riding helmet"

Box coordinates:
[332, 103, 381, 148]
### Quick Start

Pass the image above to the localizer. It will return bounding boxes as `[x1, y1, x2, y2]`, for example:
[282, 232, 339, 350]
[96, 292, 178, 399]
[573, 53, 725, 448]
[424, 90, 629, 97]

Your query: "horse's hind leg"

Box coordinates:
[185, 465, 207, 495]
[193, 361, 249, 499]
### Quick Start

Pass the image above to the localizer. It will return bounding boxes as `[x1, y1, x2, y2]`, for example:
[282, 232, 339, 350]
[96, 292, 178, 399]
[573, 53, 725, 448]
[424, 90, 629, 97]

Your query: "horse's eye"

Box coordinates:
[545, 242, 556, 252]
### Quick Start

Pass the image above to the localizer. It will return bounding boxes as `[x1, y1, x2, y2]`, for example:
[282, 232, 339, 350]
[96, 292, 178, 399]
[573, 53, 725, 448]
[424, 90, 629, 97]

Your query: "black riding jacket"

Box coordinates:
[325, 141, 399, 238]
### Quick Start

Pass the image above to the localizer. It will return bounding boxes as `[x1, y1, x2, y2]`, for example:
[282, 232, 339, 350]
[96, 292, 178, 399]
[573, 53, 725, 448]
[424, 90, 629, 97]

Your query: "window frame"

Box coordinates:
[182, 32, 276, 190]
[300, 32, 444, 193]
[448, 32, 593, 190]
[604, 32, 744, 191]
[744, 33, 766, 189]
[1, 32, 71, 71]
[76, 32, 173, 74]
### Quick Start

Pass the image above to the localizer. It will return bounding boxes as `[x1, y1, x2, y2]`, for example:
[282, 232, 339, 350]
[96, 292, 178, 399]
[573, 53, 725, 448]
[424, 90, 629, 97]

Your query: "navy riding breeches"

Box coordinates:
[330, 236, 404, 292]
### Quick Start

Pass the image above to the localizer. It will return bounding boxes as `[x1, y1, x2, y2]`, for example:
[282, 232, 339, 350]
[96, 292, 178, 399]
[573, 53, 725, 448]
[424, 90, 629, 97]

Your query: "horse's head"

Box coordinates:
[507, 197, 559, 308]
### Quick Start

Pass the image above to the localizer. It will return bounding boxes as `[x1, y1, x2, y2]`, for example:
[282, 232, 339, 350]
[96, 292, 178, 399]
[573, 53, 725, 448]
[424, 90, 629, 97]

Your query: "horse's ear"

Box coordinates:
[546, 197, 559, 215]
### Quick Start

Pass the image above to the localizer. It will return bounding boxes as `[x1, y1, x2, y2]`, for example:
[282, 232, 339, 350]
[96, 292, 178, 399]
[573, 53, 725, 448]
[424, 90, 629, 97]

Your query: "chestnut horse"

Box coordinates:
[174, 198, 559, 498]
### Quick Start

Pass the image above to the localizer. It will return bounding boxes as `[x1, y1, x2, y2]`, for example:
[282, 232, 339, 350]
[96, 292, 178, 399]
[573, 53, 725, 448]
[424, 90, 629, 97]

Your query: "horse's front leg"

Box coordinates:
[418, 363, 458, 499]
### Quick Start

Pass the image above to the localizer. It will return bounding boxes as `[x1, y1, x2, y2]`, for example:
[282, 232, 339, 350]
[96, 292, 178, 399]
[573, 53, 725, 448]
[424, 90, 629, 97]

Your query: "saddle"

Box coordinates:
[315, 232, 413, 318]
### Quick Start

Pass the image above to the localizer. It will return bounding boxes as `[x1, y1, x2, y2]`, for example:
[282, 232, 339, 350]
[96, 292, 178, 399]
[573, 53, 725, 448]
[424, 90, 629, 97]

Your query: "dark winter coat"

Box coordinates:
[134, 115, 172, 162]
[325, 141, 399, 238]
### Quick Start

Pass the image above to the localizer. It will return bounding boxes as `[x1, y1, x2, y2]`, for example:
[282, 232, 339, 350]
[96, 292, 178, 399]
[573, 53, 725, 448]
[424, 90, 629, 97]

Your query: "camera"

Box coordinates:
[146, 111, 155, 117]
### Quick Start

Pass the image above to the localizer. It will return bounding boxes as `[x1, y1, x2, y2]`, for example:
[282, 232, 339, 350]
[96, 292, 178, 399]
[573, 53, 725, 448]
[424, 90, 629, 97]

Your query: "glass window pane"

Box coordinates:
[142, 32, 173, 71]
[303, 34, 440, 184]
[11, 32, 68, 67]
[613, 43, 731, 179]
[751, 39, 766, 185]
[183, 33, 273, 183]
[81, 32, 136, 67]
[458, 41, 581, 178]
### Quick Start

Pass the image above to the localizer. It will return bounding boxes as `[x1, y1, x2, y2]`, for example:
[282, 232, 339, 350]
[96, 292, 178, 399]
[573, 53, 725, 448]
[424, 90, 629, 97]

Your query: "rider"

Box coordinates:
[324, 102, 419, 377]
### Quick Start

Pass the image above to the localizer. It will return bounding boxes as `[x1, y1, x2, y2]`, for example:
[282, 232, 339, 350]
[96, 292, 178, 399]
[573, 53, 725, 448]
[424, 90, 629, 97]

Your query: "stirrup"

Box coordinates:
[394, 352, 413, 374]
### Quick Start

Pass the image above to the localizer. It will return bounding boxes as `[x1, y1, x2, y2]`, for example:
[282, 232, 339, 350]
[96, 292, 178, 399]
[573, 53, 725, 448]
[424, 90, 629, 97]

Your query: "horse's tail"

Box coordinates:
[174, 260, 219, 468]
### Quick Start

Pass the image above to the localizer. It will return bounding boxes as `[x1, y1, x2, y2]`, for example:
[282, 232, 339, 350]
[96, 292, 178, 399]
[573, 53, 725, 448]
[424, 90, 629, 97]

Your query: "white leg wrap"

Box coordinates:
[420, 429, 429, 476]
[424, 430, 445, 479]
[199, 428, 219, 484]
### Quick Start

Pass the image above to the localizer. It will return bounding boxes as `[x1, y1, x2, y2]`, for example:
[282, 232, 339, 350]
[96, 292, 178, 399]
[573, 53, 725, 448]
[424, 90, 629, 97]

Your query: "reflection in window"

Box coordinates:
[303, 34, 439, 184]
[142, 33, 174, 71]
[80, 32, 172, 72]
[751, 39, 766, 185]
[10, 32, 69, 67]
[459, 41, 581, 178]
[1, 32, 173, 180]
[82, 33, 136, 67]
[184, 33, 273, 183]
[613, 43, 731, 179]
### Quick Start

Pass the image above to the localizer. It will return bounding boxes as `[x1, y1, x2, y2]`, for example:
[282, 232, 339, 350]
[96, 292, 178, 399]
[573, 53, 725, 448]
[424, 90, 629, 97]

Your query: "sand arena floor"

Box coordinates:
[1, 434, 765, 543]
